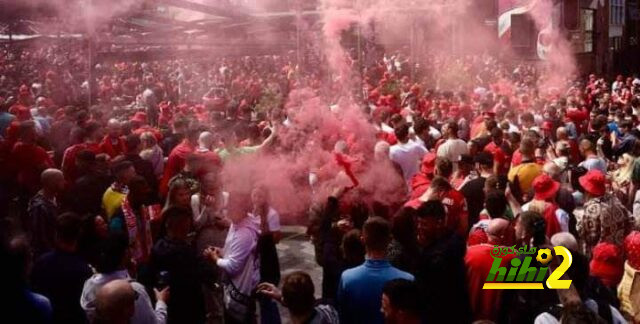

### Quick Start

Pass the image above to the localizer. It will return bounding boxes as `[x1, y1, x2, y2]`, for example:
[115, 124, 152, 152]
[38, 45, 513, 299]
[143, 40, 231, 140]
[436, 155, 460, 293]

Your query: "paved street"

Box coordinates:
[270, 225, 322, 322]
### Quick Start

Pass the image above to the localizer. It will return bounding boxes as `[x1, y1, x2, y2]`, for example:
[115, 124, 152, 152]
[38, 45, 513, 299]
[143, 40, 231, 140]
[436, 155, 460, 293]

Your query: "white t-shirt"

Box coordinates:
[249, 207, 281, 233]
[437, 138, 469, 164]
[579, 156, 607, 174]
[389, 140, 428, 182]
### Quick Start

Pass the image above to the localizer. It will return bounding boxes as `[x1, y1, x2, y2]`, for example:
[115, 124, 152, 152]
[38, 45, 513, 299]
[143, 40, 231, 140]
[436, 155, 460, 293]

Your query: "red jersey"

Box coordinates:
[10, 142, 54, 193]
[376, 131, 397, 145]
[193, 149, 222, 175]
[484, 142, 508, 174]
[511, 149, 522, 167]
[409, 173, 431, 200]
[465, 244, 515, 321]
[160, 141, 195, 197]
[99, 136, 126, 159]
[442, 189, 469, 237]
[61, 142, 102, 183]
[405, 188, 468, 238]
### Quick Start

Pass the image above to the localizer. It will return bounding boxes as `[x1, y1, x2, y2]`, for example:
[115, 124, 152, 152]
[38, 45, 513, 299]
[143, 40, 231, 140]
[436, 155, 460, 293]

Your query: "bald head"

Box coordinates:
[550, 232, 579, 252]
[41, 168, 64, 193]
[198, 131, 215, 150]
[95, 279, 136, 324]
[543, 162, 561, 180]
[486, 218, 512, 245]
[579, 139, 595, 154]
[107, 118, 121, 128]
[556, 127, 568, 140]
[107, 119, 121, 138]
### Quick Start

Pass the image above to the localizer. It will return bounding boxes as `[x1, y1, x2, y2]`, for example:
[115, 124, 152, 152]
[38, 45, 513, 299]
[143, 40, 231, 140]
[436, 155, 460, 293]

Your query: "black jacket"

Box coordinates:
[415, 231, 471, 324]
[146, 237, 206, 324]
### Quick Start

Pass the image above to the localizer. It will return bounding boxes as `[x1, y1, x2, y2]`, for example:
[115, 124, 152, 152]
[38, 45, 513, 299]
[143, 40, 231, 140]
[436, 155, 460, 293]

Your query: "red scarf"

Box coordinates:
[121, 196, 153, 264]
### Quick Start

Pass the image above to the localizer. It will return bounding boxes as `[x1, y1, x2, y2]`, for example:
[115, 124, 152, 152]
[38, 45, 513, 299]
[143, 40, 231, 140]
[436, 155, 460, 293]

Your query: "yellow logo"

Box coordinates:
[482, 246, 573, 290]
[536, 248, 553, 265]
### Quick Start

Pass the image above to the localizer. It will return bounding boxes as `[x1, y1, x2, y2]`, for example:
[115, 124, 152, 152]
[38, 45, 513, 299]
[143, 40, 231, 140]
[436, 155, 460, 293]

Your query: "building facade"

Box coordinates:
[497, 0, 611, 75]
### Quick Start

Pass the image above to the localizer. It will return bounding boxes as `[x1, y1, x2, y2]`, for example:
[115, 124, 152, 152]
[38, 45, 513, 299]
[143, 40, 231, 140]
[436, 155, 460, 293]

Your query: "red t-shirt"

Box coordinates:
[568, 139, 580, 164]
[11, 141, 54, 192]
[511, 149, 522, 167]
[409, 173, 432, 200]
[99, 136, 126, 159]
[160, 141, 195, 196]
[193, 150, 222, 175]
[542, 202, 562, 238]
[442, 189, 469, 237]
[465, 244, 516, 322]
[405, 188, 468, 237]
[484, 142, 508, 174]
[61, 142, 102, 183]
[376, 131, 397, 145]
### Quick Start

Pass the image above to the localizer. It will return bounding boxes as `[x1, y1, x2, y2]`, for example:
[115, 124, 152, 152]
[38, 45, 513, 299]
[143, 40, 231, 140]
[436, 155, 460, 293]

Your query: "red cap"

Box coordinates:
[532, 174, 561, 200]
[590, 242, 624, 287]
[420, 152, 437, 175]
[624, 231, 640, 270]
[130, 112, 147, 124]
[579, 170, 606, 197]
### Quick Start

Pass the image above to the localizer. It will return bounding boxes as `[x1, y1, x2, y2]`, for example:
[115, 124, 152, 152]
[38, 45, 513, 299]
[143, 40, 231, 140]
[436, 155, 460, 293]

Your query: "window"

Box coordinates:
[610, 36, 623, 51]
[610, 0, 625, 25]
[580, 8, 595, 53]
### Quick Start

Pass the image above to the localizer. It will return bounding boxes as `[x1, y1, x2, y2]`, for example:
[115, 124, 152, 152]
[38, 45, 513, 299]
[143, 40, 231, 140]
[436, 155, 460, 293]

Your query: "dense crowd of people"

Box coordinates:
[2, 39, 640, 324]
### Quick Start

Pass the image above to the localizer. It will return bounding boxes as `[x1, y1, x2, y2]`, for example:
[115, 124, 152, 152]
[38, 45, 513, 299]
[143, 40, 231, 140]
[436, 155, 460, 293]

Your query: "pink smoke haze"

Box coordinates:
[527, 0, 577, 92]
[8, 0, 580, 220]
[220, 0, 579, 219]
